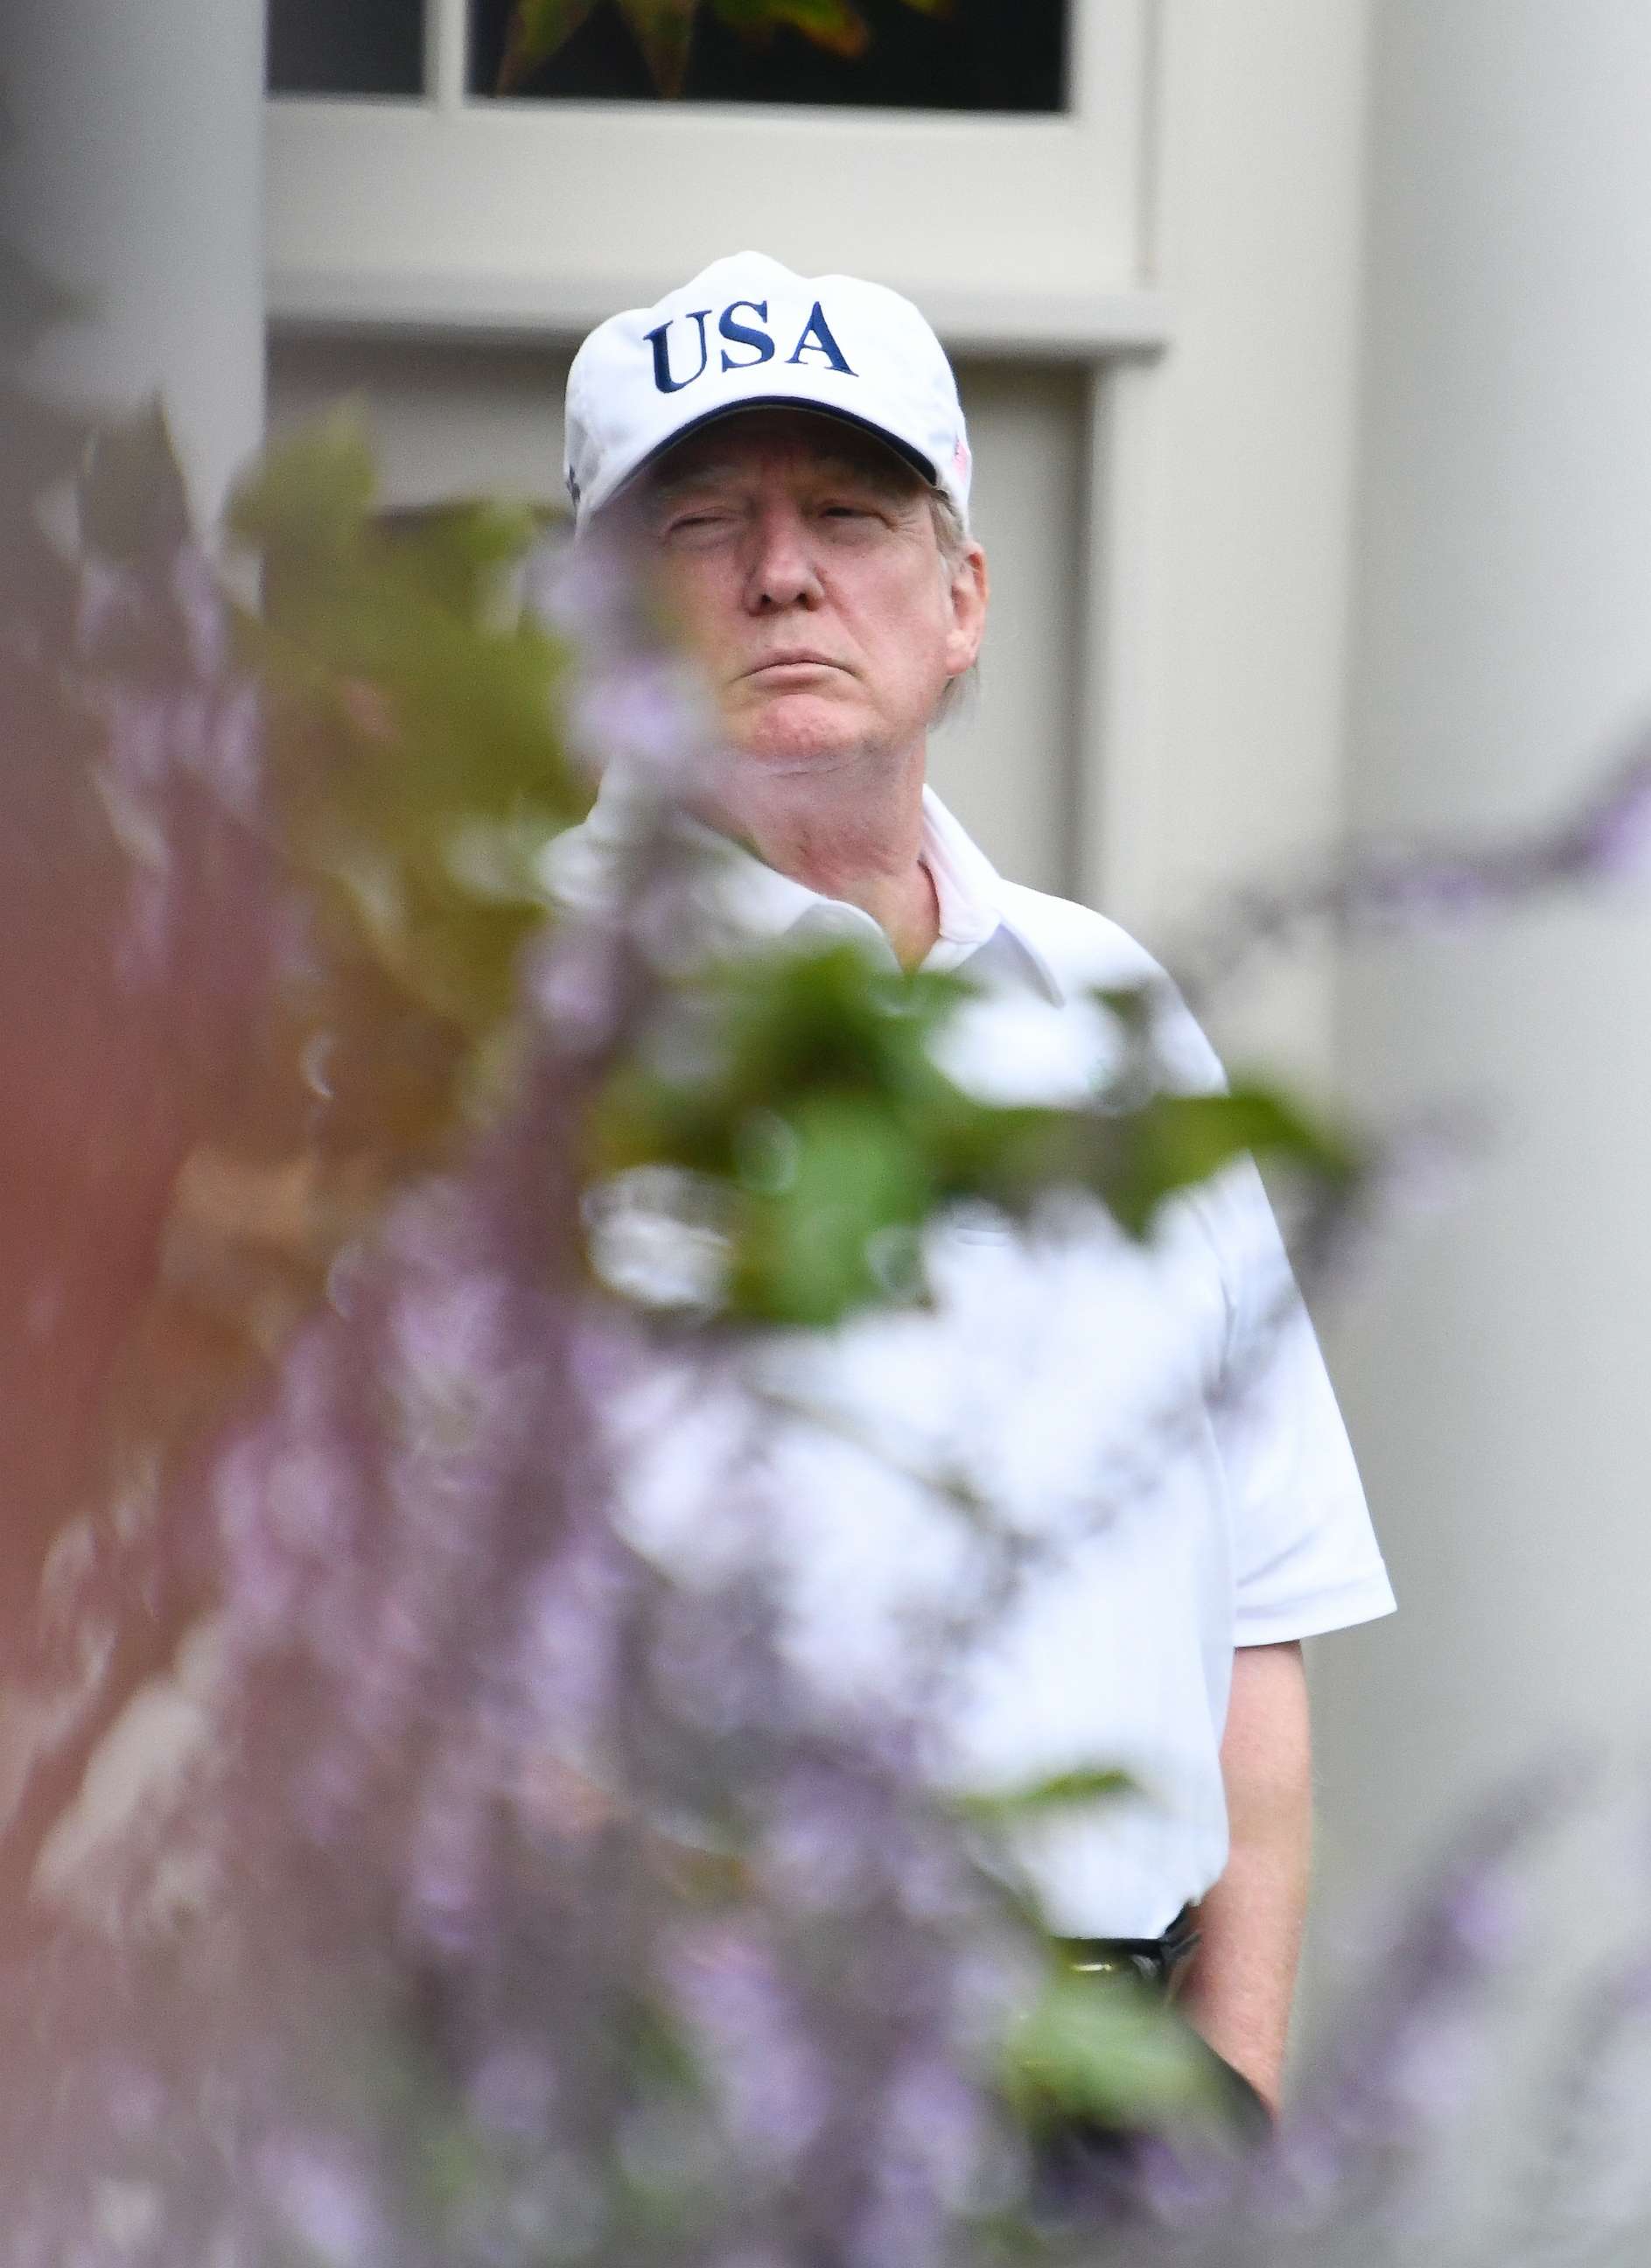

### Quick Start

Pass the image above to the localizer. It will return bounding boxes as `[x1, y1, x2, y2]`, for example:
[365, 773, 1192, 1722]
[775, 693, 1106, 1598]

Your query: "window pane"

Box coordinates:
[269, 0, 425, 96]
[470, 0, 1068, 114]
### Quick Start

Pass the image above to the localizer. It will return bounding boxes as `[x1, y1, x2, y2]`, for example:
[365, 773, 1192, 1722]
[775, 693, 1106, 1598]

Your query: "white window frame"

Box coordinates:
[266, 0, 1167, 354]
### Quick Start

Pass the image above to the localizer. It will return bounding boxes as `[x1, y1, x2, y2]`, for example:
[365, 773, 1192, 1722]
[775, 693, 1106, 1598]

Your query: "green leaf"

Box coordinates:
[1004, 1969, 1224, 2132]
[496, 0, 603, 89]
[715, 0, 871, 58]
[590, 934, 1364, 1327]
[373, 498, 557, 617]
[500, 0, 950, 90]
[952, 1767, 1134, 1830]
[619, 0, 700, 94]
[227, 405, 377, 569]
[1094, 981, 1157, 1036]
[506, 0, 698, 95]
[1101, 1082, 1358, 1240]
[78, 402, 192, 564]
[226, 410, 585, 1054]
[590, 942, 978, 1323]
[595, 945, 965, 1176]
[729, 1093, 934, 1325]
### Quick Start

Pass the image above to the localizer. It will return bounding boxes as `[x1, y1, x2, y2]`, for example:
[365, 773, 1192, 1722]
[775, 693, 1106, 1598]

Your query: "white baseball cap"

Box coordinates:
[563, 250, 972, 530]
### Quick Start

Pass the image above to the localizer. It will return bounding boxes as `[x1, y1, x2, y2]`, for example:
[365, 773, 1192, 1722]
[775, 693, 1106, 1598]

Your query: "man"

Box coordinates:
[556, 253, 1395, 2118]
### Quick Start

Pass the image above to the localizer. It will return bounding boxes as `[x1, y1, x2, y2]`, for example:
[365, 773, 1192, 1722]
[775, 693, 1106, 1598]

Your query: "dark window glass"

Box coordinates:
[471, 0, 1067, 113]
[269, 0, 425, 95]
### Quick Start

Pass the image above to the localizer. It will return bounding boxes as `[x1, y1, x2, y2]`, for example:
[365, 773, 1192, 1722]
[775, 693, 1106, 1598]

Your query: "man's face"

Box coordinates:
[630, 410, 987, 780]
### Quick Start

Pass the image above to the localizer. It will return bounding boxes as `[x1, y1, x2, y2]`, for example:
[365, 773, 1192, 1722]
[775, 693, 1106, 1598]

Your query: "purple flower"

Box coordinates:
[466, 2044, 560, 2141]
[878, 2051, 990, 2211]
[259, 2138, 383, 2265]
[670, 1920, 829, 2172]
[523, 532, 633, 644]
[403, 1747, 492, 1956]
[526, 928, 628, 1058]
[1555, 748, 1651, 880]
[171, 542, 231, 681]
[569, 657, 709, 782]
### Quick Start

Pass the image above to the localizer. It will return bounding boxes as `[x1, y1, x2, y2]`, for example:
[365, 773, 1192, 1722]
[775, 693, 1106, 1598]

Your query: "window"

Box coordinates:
[267, 0, 1155, 345]
[269, 0, 425, 95]
[467, 0, 1069, 114]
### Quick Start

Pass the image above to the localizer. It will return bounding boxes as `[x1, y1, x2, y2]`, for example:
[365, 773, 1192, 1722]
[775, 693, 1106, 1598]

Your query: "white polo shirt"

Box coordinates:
[549, 778, 1395, 1937]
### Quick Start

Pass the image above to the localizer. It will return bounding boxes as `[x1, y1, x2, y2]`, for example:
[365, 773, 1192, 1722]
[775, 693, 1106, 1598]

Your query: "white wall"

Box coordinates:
[1088, 0, 1375, 1090]
[1315, 0, 1651, 1992]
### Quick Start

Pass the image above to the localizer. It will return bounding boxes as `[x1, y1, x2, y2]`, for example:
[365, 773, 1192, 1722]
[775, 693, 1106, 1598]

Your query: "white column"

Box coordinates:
[1317, 0, 1651, 1990]
[1078, 0, 1374, 1090]
[3, 0, 266, 525]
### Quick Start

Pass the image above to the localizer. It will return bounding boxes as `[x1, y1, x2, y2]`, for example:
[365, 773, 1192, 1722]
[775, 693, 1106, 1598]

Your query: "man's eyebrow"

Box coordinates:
[809, 452, 917, 494]
[646, 451, 919, 506]
[647, 459, 743, 503]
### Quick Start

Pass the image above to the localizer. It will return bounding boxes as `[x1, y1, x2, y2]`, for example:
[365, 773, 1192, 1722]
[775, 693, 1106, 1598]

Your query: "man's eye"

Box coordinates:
[665, 510, 731, 539]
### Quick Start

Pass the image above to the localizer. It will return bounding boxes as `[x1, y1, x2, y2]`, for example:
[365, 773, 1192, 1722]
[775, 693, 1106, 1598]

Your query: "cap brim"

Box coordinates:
[610, 396, 940, 515]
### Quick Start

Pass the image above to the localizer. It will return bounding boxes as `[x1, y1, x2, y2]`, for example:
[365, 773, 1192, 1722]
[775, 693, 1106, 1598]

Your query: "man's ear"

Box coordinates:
[944, 542, 989, 677]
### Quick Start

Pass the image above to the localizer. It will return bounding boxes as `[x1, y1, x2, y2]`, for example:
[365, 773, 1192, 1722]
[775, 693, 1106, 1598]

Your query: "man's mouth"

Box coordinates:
[740, 651, 845, 679]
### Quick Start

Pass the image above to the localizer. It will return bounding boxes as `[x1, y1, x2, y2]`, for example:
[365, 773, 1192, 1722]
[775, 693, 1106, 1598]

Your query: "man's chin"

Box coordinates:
[722, 710, 869, 775]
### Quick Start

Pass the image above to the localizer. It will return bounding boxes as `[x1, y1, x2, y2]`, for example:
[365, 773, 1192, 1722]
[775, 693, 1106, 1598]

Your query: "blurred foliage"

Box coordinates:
[0, 274, 1375, 2242]
[147, 407, 1358, 1346]
[12, 164, 1651, 2258]
[231, 411, 583, 1048]
[1006, 1966, 1222, 2136]
[0, 387, 592, 1936]
[24, 270, 1651, 2268]
[499, 0, 951, 95]
[79, 401, 192, 567]
[594, 941, 1357, 1325]
[0, 348, 1363, 1938]
[0, 285, 248, 1902]
[953, 1766, 1135, 1832]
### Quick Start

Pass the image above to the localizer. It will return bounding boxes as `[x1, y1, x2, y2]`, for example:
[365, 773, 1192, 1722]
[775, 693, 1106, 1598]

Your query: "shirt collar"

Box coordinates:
[545, 767, 1066, 1004]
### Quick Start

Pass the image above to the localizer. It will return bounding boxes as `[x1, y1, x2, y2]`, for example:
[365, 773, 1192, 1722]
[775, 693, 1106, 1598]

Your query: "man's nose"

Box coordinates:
[741, 504, 823, 613]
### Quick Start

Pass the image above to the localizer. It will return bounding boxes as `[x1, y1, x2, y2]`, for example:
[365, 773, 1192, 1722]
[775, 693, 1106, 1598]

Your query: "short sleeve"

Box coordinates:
[1142, 977, 1396, 1647]
[1197, 1156, 1396, 1645]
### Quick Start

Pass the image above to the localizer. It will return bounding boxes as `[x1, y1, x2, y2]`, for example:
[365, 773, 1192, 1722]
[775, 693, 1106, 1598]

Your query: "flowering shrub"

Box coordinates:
[10, 248, 1651, 2264]
[0, 298, 1274, 2259]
